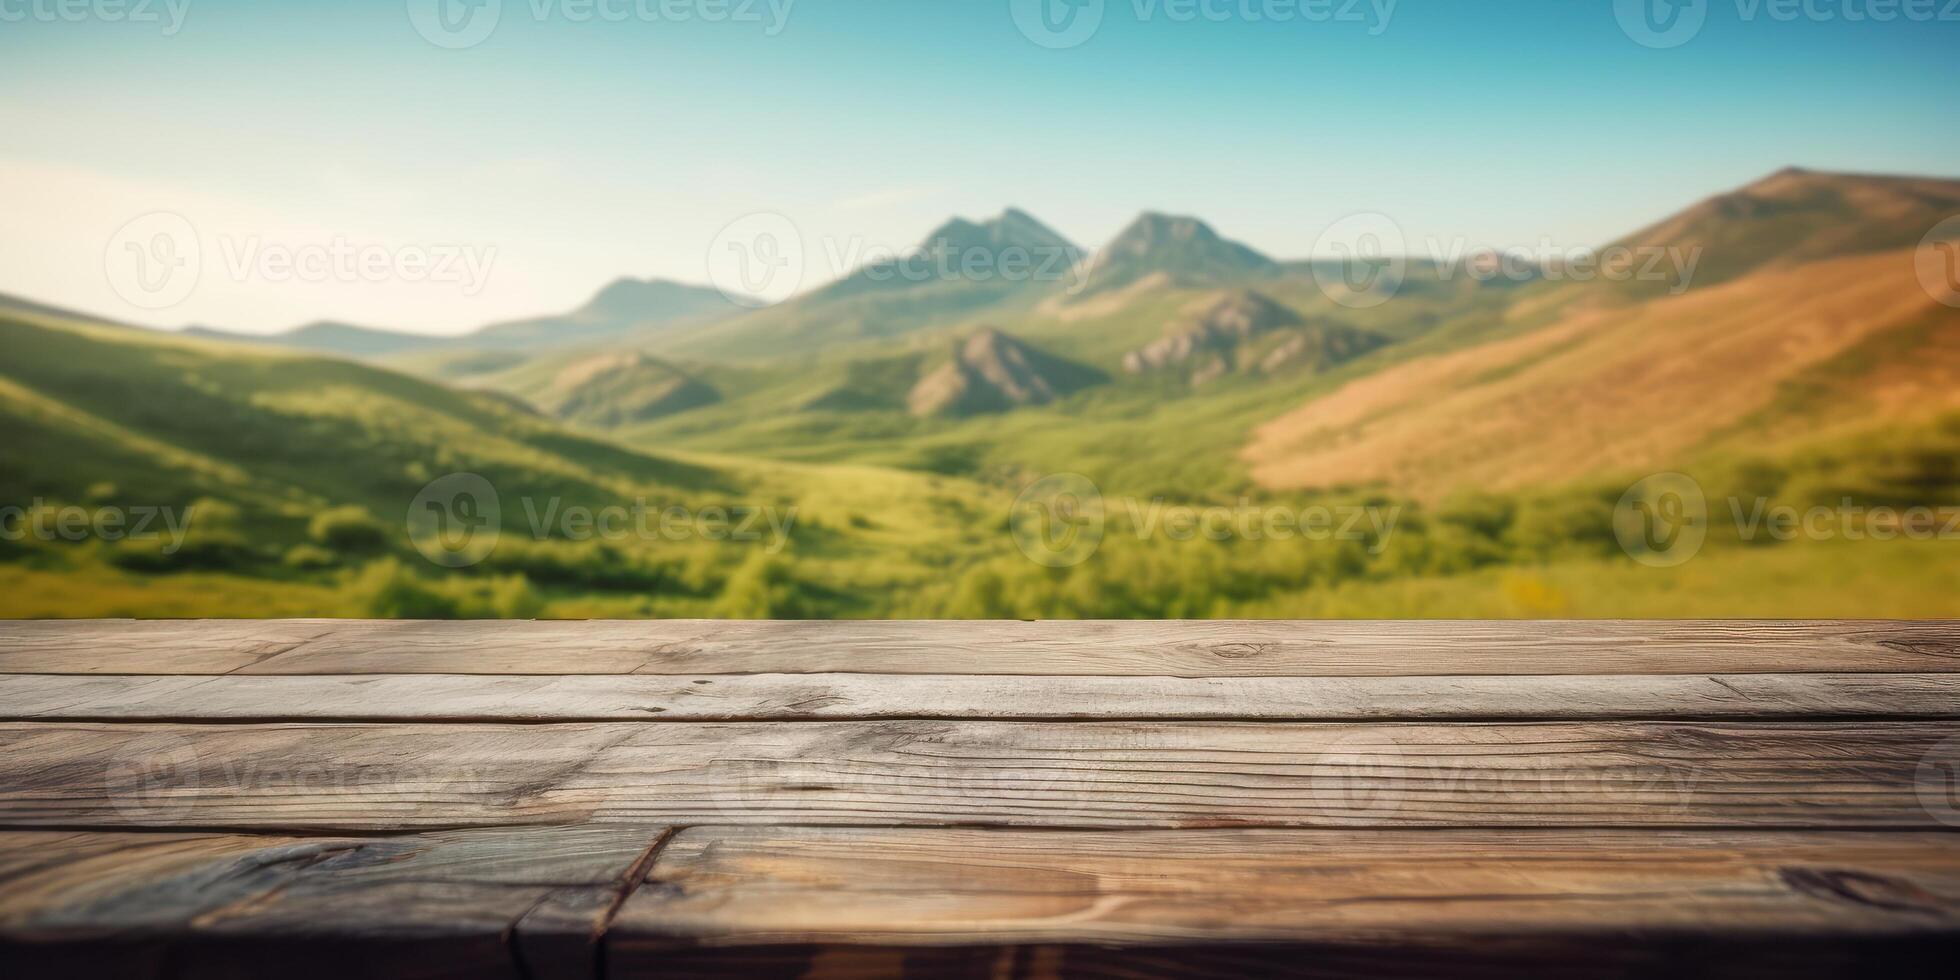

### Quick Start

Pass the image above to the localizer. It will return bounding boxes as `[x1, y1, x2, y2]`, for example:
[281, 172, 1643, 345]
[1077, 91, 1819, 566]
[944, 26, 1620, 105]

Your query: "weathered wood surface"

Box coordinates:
[4, 619, 1956, 675]
[2, 719, 1954, 830]
[3, 620, 1958, 978]
[0, 825, 668, 979]
[5, 671, 1959, 721]
[612, 827, 1960, 953]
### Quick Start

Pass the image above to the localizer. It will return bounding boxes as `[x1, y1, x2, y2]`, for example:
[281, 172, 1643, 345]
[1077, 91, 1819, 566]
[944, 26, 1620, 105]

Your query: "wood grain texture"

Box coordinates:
[611, 828, 1960, 979]
[3, 620, 1955, 676]
[0, 825, 669, 979]
[3, 719, 1954, 831]
[0, 620, 341, 674]
[5, 671, 1959, 721]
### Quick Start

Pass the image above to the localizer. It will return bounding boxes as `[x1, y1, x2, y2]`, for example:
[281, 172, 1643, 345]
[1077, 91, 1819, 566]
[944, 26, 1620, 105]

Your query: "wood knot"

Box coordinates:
[1780, 867, 1948, 916]
[1209, 642, 1273, 660]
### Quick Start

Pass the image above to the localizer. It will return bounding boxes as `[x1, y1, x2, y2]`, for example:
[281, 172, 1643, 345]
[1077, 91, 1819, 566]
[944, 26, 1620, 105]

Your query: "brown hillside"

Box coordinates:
[1243, 248, 1960, 498]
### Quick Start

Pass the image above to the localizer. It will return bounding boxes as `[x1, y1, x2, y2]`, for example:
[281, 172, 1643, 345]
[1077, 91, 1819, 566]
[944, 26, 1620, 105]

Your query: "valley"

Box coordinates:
[3, 168, 1957, 619]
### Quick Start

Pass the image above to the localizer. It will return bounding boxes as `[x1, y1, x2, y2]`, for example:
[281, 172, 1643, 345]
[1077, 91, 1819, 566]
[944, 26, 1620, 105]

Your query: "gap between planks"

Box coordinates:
[4, 620, 1957, 676]
[2, 671, 1958, 722]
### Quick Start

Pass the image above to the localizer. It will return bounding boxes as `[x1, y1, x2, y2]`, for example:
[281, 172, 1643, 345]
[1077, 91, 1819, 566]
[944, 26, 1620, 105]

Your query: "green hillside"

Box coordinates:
[4, 168, 1957, 620]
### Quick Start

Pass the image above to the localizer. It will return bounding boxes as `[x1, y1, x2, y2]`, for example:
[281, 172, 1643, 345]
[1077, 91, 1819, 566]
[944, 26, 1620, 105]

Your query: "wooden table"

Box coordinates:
[2, 620, 1958, 977]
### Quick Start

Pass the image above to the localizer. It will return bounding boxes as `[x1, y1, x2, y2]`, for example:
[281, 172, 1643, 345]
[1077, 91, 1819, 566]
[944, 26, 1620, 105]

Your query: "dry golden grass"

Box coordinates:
[1244, 249, 1960, 498]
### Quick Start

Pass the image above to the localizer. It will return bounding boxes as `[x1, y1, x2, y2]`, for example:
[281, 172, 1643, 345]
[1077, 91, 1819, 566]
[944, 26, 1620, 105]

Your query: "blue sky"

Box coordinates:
[2, 0, 1956, 333]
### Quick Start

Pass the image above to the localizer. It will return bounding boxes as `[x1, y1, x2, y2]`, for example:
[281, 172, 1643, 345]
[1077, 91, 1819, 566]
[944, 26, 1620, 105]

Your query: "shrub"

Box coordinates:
[309, 505, 391, 554]
[283, 544, 340, 570]
[344, 558, 463, 618]
[715, 551, 814, 618]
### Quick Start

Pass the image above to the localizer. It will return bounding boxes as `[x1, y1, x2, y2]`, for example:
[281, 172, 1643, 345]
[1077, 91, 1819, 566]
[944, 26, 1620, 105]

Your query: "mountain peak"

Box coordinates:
[906, 326, 1104, 418]
[1073, 212, 1276, 300]
[1613, 167, 1960, 291]
[919, 208, 1075, 255]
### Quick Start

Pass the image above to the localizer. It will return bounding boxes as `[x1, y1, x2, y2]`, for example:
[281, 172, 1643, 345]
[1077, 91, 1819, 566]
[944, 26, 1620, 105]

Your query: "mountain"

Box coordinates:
[1607, 167, 1960, 293]
[537, 351, 720, 427]
[183, 278, 741, 362]
[472, 277, 740, 349]
[1123, 289, 1386, 385]
[0, 308, 723, 537]
[1071, 212, 1278, 301]
[664, 209, 1084, 361]
[0, 292, 139, 331]
[823, 208, 1079, 301]
[1243, 169, 1960, 499]
[185, 320, 449, 357]
[906, 327, 1106, 418]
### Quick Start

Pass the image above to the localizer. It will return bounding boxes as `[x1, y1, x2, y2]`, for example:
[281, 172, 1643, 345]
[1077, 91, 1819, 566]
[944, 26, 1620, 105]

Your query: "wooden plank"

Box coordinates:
[5, 672, 1959, 721]
[0, 825, 668, 979]
[1, 720, 1953, 830]
[608, 827, 1960, 978]
[3, 620, 1955, 676]
[0, 620, 340, 674]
